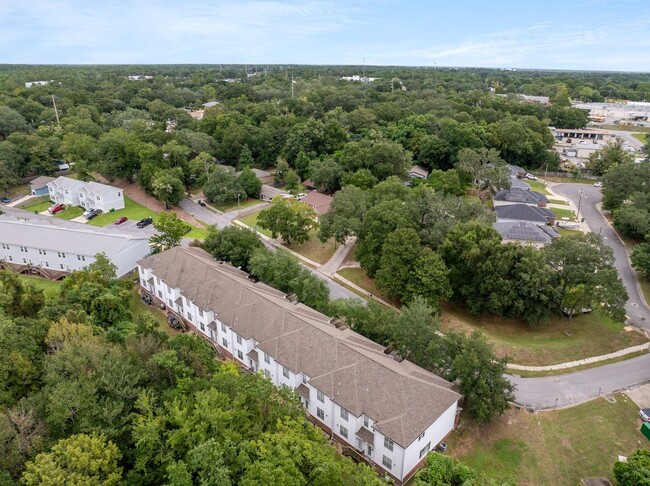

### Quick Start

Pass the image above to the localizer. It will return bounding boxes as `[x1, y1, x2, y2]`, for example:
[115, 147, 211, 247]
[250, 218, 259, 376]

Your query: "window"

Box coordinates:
[382, 456, 392, 470]
[282, 366, 290, 379]
[222, 338, 228, 348]
[340, 425, 348, 439]
[364, 416, 369, 428]
[22, 258, 27, 263]
[198, 308, 204, 317]
[317, 408, 325, 420]
[60, 264, 64, 269]
[237, 350, 243, 360]
[8, 256, 12, 261]
[158, 290, 162, 298]
[236, 334, 242, 345]
[419, 442, 431, 459]
[384, 437, 394, 452]
[367, 445, 373, 456]
[317, 390, 324, 402]
[77, 255, 85, 261]
[187, 311, 192, 320]
[220, 322, 226, 333]
[264, 352, 270, 364]
[200, 323, 205, 332]
[340, 407, 349, 421]
[168, 299, 173, 307]
[45, 261, 49, 266]
[418, 432, 425, 441]
[264, 369, 271, 379]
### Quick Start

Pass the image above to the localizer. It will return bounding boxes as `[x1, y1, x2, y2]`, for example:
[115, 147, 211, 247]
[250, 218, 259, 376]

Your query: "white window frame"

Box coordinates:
[384, 437, 394, 452]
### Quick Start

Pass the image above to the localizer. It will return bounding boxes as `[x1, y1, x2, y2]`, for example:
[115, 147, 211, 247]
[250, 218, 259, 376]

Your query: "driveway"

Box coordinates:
[509, 352, 650, 410]
[553, 183, 650, 330]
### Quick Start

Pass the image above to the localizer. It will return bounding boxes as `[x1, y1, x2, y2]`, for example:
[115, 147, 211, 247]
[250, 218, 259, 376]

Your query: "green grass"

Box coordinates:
[633, 133, 648, 143]
[337, 267, 398, 304]
[129, 286, 181, 337]
[86, 196, 158, 227]
[640, 278, 650, 308]
[440, 304, 648, 366]
[547, 198, 568, 205]
[54, 206, 84, 220]
[239, 210, 273, 238]
[526, 180, 551, 195]
[448, 395, 646, 485]
[17, 274, 62, 297]
[20, 198, 52, 213]
[512, 349, 649, 377]
[185, 226, 208, 240]
[556, 227, 581, 237]
[284, 231, 337, 265]
[550, 207, 576, 221]
[210, 197, 263, 212]
[3, 184, 30, 200]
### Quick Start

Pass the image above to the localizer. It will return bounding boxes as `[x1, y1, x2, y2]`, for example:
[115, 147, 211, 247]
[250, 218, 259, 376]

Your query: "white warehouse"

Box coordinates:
[0, 216, 150, 279]
[137, 247, 461, 484]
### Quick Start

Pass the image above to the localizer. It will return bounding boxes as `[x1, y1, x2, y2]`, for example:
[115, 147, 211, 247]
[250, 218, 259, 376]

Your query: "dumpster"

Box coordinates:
[642, 421, 650, 441]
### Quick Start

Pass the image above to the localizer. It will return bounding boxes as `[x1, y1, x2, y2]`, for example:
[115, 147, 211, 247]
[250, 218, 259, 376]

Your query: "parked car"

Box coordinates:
[48, 203, 65, 214]
[137, 217, 153, 228]
[594, 182, 603, 187]
[295, 193, 307, 200]
[114, 216, 128, 225]
[84, 208, 102, 220]
[1, 197, 10, 203]
[525, 173, 538, 181]
[197, 200, 207, 207]
[640, 408, 650, 422]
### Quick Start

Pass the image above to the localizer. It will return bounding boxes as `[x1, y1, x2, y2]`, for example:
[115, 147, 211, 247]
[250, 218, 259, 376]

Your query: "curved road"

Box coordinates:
[553, 183, 650, 329]
[510, 183, 650, 409]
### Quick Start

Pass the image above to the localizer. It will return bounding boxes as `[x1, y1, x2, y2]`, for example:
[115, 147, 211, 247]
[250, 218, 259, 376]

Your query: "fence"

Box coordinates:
[530, 170, 599, 180]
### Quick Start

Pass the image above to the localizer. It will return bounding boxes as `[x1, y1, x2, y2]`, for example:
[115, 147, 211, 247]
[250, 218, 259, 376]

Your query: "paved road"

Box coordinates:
[553, 183, 650, 330]
[179, 198, 360, 301]
[508, 353, 650, 409]
[607, 129, 644, 151]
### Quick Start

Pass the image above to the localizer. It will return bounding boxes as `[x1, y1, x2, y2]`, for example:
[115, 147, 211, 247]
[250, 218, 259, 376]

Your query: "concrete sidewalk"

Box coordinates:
[507, 342, 649, 371]
[319, 237, 356, 276]
[7, 194, 37, 207]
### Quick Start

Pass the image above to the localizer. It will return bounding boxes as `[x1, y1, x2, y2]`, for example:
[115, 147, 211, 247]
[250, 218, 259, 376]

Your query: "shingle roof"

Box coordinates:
[138, 247, 460, 448]
[494, 188, 547, 205]
[506, 164, 526, 175]
[48, 176, 84, 190]
[510, 178, 531, 190]
[301, 192, 333, 215]
[495, 204, 554, 223]
[81, 181, 120, 196]
[0, 216, 148, 257]
[408, 165, 430, 178]
[493, 221, 560, 243]
[29, 176, 56, 188]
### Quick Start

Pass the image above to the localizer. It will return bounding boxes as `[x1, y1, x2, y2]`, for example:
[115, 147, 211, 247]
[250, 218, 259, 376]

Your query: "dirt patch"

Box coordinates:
[94, 175, 205, 229]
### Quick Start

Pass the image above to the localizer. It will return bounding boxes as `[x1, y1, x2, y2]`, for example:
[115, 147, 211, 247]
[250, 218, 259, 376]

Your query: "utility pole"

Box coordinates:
[51, 95, 60, 128]
[576, 188, 584, 221]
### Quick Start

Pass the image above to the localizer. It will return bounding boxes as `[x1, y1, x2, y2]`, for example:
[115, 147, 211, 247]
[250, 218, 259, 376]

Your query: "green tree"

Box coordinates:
[238, 144, 254, 169]
[340, 168, 378, 190]
[456, 147, 510, 200]
[294, 151, 312, 180]
[150, 211, 190, 252]
[631, 243, 650, 279]
[238, 166, 262, 197]
[202, 226, 263, 271]
[613, 449, 650, 486]
[404, 247, 452, 313]
[0, 106, 29, 141]
[376, 228, 422, 301]
[613, 206, 650, 241]
[21, 433, 122, 486]
[588, 140, 634, 176]
[284, 169, 300, 192]
[203, 166, 246, 204]
[151, 171, 185, 209]
[602, 162, 650, 210]
[390, 297, 440, 367]
[550, 84, 572, 107]
[426, 169, 467, 196]
[310, 158, 343, 194]
[318, 185, 368, 245]
[274, 157, 290, 184]
[257, 197, 316, 245]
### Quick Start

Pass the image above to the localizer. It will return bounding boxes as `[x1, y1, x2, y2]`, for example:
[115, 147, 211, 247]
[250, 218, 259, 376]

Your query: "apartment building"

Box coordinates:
[0, 216, 150, 278]
[137, 247, 461, 484]
[47, 177, 125, 212]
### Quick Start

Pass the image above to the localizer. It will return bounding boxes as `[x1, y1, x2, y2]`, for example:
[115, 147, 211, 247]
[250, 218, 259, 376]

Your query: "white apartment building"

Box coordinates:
[0, 216, 150, 278]
[137, 247, 461, 484]
[47, 177, 125, 212]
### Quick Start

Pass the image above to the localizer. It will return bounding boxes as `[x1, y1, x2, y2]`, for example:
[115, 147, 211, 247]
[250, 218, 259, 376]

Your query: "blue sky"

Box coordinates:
[1, 0, 649, 70]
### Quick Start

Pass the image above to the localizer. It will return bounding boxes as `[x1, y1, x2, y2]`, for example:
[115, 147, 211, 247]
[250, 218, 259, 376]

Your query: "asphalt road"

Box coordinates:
[553, 183, 650, 330]
[508, 353, 650, 410]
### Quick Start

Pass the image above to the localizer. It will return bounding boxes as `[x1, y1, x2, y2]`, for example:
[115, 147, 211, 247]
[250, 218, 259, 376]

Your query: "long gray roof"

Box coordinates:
[48, 176, 84, 190]
[494, 188, 547, 205]
[0, 216, 148, 257]
[495, 204, 553, 223]
[494, 221, 559, 243]
[138, 247, 460, 448]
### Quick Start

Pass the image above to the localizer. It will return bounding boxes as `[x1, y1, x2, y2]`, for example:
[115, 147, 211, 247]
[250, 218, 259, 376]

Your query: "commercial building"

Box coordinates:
[137, 247, 461, 484]
[0, 216, 150, 279]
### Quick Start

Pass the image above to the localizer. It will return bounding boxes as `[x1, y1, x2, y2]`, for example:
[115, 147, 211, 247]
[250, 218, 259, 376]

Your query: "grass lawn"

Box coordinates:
[17, 274, 62, 298]
[129, 287, 181, 338]
[19, 197, 52, 213]
[550, 207, 576, 221]
[87, 196, 158, 227]
[185, 226, 208, 240]
[54, 206, 84, 220]
[633, 133, 648, 143]
[210, 197, 262, 213]
[556, 227, 582, 237]
[513, 349, 649, 377]
[440, 304, 648, 366]
[448, 395, 646, 485]
[548, 198, 568, 205]
[337, 267, 397, 304]
[239, 210, 273, 238]
[4, 184, 30, 200]
[526, 180, 551, 195]
[284, 231, 337, 265]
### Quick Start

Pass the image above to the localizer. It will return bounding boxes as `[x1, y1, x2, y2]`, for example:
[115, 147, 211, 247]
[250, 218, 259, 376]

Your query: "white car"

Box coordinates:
[594, 182, 603, 188]
[640, 408, 650, 422]
[525, 173, 538, 181]
[295, 193, 307, 201]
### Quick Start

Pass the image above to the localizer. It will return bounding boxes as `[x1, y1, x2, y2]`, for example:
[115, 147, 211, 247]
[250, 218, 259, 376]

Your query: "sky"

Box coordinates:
[1, 0, 649, 71]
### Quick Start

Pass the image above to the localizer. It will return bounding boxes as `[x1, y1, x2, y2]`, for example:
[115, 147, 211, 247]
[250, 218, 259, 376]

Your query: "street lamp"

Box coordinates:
[576, 188, 584, 222]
